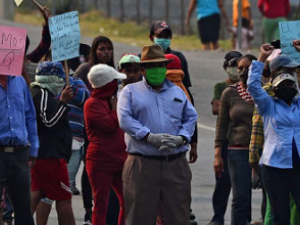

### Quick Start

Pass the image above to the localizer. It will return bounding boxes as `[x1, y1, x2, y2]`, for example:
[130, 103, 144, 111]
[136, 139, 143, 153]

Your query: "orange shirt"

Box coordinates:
[233, 0, 251, 27]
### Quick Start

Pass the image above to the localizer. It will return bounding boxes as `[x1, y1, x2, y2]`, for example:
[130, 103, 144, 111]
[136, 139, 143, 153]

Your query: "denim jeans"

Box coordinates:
[0, 147, 35, 225]
[262, 165, 300, 225]
[228, 150, 252, 225]
[67, 146, 84, 190]
[211, 142, 231, 224]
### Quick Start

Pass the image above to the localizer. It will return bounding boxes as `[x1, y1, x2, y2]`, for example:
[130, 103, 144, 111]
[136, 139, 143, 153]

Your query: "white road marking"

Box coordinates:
[197, 123, 216, 132]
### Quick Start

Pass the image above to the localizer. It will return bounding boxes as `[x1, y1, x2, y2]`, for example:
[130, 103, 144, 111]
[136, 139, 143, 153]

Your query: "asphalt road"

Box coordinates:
[0, 19, 262, 225]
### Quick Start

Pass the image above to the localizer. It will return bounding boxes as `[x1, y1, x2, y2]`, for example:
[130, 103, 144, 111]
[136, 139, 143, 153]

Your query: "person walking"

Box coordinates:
[0, 69, 39, 225]
[118, 45, 198, 225]
[186, 0, 230, 50]
[30, 61, 75, 225]
[258, 0, 290, 43]
[214, 54, 257, 225]
[208, 51, 242, 225]
[84, 64, 128, 225]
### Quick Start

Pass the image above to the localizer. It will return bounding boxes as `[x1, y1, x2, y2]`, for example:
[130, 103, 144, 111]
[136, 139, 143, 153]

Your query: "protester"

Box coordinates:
[248, 43, 300, 225]
[208, 51, 242, 225]
[186, 0, 230, 50]
[258, 0, 290, 43]
[231, 0, 253, 50]
[214, 54, 256, 225]
[74, 36, 120, 225]
[148, 20, 198, 174]
[30, 62, 75, 225]
[84, 64, 127, 225]
[0, 69, 39, 225]
[117, 54, 142, 97]
[118, 45, 198, 225]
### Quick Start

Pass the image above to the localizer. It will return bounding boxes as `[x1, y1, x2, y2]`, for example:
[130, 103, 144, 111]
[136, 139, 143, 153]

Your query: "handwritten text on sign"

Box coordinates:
[0, 25, 27, 76]
[279, 21, 300, 63]
[49, 11, 81, 62]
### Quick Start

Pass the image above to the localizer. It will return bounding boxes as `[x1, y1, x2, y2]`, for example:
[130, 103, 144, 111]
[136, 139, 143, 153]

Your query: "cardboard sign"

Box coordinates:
[14, 0, 23, 6]
[0, 25, 27, 76]
[49, 11, 80, 62]
[279, 21, 300, 63]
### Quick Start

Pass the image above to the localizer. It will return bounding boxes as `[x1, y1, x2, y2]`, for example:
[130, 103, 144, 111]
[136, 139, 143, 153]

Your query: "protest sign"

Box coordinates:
[49, 11, 81, 62]
[279, 21, 300, 63]
[0, 25, 27, 76]
[14, 0, 23, 6]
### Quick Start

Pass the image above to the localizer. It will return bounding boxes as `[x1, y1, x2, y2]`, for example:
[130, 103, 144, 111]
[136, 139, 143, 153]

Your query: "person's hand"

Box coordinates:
[250, 162, 259, 173]
[214, 155, 224, 178]
[293, 40, 300, 53]
[40, 6, 51, 26]
[60, 86, 73, 103]
[258, 43, 274, 63]
[161, 135, 184, 148]
[189, 143, 198, 163]
[28, 157, 36, 168]
[110, 95, 117, 111]
[147, 133, 169, 148]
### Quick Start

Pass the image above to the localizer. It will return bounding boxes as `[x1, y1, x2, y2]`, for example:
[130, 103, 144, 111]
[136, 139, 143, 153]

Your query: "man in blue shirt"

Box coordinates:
[0, 74, 39, 225]
[117, 45, 198, 225]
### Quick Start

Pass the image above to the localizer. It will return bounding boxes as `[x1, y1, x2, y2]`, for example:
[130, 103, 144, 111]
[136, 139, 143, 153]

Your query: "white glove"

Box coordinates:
[161, 135, 184, 148]
[159, 145, 174, 151]
[147, 133, 168, 148]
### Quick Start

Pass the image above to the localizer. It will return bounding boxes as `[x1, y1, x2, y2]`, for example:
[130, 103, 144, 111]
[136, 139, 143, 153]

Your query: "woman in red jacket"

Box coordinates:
[84, 64, 127, 225]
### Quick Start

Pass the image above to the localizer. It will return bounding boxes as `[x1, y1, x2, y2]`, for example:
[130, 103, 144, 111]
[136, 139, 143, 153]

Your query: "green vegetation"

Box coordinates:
[15, 10, 232, 51]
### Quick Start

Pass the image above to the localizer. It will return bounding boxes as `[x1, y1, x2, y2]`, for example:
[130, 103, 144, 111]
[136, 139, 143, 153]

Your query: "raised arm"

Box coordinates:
[186, 0, 197, 27]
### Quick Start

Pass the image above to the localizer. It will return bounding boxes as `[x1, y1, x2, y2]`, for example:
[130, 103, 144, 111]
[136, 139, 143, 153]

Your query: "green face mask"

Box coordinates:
[145, 67, 167, 86]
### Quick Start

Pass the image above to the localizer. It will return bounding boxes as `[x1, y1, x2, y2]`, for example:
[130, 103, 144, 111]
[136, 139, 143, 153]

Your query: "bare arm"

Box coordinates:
[186, 0, 197, 26]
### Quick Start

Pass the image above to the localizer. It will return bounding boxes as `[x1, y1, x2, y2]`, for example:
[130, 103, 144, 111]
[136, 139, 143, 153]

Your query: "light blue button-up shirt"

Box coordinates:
[0, 76, 39, 157]
[248, 60, 300, 169]
[117, 78, 198, 156]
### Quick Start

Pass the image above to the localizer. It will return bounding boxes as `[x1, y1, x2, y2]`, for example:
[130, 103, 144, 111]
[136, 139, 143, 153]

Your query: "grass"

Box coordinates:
[14, 10, 232, 51]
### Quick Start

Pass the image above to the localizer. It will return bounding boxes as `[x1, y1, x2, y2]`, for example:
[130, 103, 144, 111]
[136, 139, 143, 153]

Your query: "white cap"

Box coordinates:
[272, 73, 296, 88]
[88, 64, 127, 88]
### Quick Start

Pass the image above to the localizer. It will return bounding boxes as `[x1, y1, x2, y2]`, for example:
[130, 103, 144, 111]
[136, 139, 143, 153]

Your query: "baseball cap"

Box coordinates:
[88, 64, 127, 89]
[119, 54, 141, 70]
[272, 72, 296, 88]
[36, 61, 66, 79]
[270, 55, 300, 72]
[224, 51, 243, 67]
[150, 21, 172, 37]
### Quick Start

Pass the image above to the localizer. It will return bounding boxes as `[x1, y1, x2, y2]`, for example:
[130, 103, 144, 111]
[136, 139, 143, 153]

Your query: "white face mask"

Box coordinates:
[226, 66, 240, 81]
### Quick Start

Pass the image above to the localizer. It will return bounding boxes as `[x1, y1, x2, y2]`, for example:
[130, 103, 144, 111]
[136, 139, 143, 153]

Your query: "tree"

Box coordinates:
[136, 0, 141, 25]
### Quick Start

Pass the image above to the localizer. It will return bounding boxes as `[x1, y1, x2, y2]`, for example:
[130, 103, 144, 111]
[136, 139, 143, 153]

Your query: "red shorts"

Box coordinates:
[31, 158, 72, 201]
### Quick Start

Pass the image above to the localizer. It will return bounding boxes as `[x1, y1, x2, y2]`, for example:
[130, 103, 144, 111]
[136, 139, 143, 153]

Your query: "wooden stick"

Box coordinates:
[64, 60, 70, 86]
[30, 0, 44, 11]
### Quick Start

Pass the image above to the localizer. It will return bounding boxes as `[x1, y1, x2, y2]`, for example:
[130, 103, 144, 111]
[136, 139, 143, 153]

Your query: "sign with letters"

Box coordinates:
[49, 11, 81, 62]
[279, 21, 300, 63]
[0, 25, 27, 76]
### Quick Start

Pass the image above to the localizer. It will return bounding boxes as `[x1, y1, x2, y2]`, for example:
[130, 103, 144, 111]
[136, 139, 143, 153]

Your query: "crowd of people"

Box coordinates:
[1, 1, 300, 225]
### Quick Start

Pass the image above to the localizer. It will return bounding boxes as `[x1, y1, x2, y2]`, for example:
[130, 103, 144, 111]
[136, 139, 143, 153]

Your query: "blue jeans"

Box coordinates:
[67, 146, 84, 190]
[228, 150, 252, 225]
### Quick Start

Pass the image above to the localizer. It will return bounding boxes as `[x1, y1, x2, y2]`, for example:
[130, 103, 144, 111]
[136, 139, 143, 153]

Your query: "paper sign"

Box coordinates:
[279, 21, 300, 63]
[49, 11, 81, 62]
[14, 0, 23, 6]
[0, 25, 27, 76]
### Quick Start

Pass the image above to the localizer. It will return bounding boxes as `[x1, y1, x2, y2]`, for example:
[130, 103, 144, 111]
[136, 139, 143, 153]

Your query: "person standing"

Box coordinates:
[208, 51, 242, 225]
[186, 0, 230, 50]
[214, 54, 257, 225]
[30, 62, 75, 225]
[0, 72, 39, 225]
[84, 64, 128, 225]
[258, 0, 290, 43]
[118, 45, 198, 225]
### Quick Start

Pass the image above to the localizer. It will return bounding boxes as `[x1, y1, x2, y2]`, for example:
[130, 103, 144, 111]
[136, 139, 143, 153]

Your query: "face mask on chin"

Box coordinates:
[153, 38, 171, 51]
[226, 66, 240, 81]
[274, 87, 298, 104]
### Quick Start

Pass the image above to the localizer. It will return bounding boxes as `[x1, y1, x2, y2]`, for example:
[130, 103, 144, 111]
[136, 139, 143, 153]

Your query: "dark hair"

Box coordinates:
[89, 36, 115, 68]
[238, 54, 257, 63]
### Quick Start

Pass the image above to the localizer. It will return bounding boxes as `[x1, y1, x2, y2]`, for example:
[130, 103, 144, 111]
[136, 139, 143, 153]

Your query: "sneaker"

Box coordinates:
[72, 186, 80, 195]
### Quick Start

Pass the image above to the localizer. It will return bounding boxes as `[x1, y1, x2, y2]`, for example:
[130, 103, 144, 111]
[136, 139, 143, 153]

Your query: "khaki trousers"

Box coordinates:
[122, 154, 192, 225]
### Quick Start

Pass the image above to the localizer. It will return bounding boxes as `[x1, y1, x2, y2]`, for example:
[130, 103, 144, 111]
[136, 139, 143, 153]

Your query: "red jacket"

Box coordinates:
[84, 80, 127, 172]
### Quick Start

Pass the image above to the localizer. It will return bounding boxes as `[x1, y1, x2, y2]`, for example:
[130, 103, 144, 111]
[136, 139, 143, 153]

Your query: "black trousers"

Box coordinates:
[0, 147, 34, 225]
[262, 164, 300, 225]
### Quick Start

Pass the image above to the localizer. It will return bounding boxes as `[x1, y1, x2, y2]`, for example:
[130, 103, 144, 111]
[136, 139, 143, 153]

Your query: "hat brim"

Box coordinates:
[154, 28, 172, 35]
[283, 61, 300, 68]
[115, 72, 127, 80]
[138, 58, 173, 64]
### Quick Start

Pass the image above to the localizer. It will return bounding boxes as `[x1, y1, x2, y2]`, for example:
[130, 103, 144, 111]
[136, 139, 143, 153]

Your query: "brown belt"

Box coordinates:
[0, 145, 26, 153]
